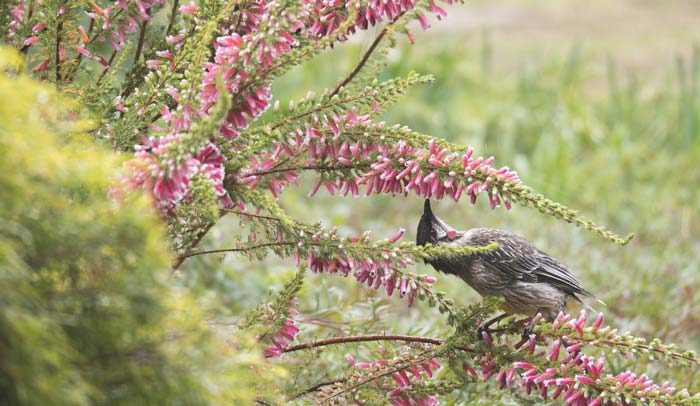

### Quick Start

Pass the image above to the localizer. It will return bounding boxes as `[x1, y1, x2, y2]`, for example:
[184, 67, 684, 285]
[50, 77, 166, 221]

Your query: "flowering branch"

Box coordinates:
[280, 308, 700, 404]
[176, 209, 494, 310]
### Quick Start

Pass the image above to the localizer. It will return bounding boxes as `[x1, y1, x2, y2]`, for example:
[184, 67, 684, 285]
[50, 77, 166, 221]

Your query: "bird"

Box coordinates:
[416, 199, 598, 337]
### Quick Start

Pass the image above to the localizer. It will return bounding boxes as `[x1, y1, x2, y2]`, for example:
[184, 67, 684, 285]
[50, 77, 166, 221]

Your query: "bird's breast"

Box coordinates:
[430, 257, 510, 297]
[460, 260, 511, 296]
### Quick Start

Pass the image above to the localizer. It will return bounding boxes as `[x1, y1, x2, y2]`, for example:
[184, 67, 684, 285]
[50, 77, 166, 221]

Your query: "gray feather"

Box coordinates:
[417, 200, 598, 319]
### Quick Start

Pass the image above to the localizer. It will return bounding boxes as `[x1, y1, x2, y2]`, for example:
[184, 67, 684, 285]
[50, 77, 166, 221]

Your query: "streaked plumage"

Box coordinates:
[416, 200, 595, 323]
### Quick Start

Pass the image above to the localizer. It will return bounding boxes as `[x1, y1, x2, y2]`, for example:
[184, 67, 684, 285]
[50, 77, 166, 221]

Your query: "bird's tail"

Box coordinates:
[572, 292, 606, 314]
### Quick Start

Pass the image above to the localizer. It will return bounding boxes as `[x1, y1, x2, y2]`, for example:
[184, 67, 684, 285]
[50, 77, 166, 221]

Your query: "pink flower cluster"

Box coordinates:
[475, 311, 679, 405]
[346, 353, 441, 406]
[148, 0, 300, 139]
[122, 136, 230, 207]
[263, 299, 301, 358]
[238, 109, 372, 197]
[358, 138, 521, 208]
[237, 146, 299, 197]
[135, 0, 303, 208]
[243, 114, 520, 209]
[292, 227, 436, 306]
[304, 0, 453, 39]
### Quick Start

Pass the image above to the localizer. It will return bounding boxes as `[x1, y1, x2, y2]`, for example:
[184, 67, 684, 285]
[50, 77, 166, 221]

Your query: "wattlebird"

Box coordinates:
[416, 199, 598, 338]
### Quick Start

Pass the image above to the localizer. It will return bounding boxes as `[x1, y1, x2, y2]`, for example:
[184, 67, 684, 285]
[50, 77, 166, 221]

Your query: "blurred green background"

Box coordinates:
[184, 0, 700, 398]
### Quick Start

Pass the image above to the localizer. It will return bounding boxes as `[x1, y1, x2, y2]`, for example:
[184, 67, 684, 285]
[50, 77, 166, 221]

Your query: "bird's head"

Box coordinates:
[416, 199, 462, 246]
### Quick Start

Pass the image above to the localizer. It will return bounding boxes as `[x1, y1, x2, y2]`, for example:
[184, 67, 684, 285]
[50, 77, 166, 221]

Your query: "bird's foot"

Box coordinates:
[476, 325, 492, 342]
[521, 311, 543, 341]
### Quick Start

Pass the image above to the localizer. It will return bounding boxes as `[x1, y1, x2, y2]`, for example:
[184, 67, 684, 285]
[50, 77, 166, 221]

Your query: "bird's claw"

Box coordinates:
[521, 325, 534, 341]
[476, 325, 490, 341]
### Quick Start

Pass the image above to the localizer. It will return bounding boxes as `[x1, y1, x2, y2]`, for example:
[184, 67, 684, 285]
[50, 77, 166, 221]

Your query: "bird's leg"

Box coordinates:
[521, 310, 544, 340]
[476, 312, 509, 340]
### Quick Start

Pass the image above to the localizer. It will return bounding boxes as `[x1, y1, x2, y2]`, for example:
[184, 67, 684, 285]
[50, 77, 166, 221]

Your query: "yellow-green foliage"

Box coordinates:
[0, 49, 283, 405]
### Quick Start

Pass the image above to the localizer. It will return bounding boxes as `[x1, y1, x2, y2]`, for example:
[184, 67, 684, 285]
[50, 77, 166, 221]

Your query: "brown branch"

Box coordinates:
[175, 241, 295, 262]
[329, 15, 398, 98]
[171, 221, 217, 270]
[224, 209, 285, 223]
[95, 49, 118, 86]
[55, 19, 63, 82]
[320, 349, 440, 403]
[68, 19, 94, 81]
[293, 378, 347, 399]
[171, 209, 300, 271]
[133, 19, 149, 68]
[281, 334, 445, 355]
[247, 163, 365, 178]
[27, 0, 35, 20]
[165, 0, 180, 37]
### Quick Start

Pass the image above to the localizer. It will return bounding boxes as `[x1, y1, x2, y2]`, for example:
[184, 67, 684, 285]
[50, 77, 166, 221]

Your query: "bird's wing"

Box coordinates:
[463, 228, 592, 297]
[530, 252, 593, 297]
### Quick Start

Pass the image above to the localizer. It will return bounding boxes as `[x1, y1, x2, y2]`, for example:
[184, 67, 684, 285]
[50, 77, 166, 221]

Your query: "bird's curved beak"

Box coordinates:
[423, 200, 460, 241]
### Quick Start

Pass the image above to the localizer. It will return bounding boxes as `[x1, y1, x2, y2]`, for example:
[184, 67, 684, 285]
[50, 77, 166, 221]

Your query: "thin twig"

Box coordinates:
[171, 222, 216, 270]
[55, 19, 63, 82]
[281, 334, 445, 355]
[293, 378, 347, 399]
[133, 19, 149, 68]
[165, 0, 180, 37]
[225, 210, 284, 223]
[329, 11, 405, 98]
[95, 49, 118, 86]
[330, 31, 386, 98]
[68, 19, 94, 81]
[247, 163, 365, 177]
[320, 349, 440, 403]
[27, 0, 35, 20]
[175, 241, 295, 262]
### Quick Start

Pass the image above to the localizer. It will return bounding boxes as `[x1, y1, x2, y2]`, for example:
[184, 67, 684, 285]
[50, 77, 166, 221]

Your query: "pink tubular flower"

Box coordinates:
[31, 22, 45, 33]
[83, 0, 167, 51]
[178, 1, 197, 14]
[23, 36, 38, 47]
[145, 59, 162, 69]
[388, 228, 405, 243]
[76, 46, 92, 58]
[32, 59, 50, 74]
